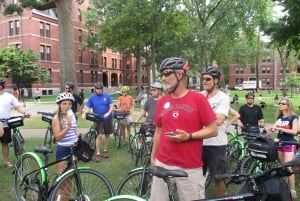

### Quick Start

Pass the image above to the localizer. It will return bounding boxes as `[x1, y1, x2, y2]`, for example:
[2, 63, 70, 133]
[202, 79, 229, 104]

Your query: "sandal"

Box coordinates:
[4, 162, 13, 168]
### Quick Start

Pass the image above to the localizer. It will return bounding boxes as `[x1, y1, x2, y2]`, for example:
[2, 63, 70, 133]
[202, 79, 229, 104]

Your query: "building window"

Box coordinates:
[15, 44, 21, 50]
[45, 24, 50, 37]
[90, 71, 94, 83]
[79, 70, 83, 83]
[79, 51, 83, 63]
[9, 21, 14, 36]
[78, 9, 82, 22]
[15, 20, 20, 35]
[103, 57, 107, 67]
[40, 22, 44, 36]
[267, 67, 271, 73]
[40, 45, 45, 60]
[47, 68, 52, 83]
[78, 29, 82, 42]
[119, 59, 122, 69]
[46, 46, 51, 61]
[235, 68, 243, 74]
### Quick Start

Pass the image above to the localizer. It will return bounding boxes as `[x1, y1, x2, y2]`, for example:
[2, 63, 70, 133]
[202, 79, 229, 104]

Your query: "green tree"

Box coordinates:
[3, 0, 77, 91]
[282, 72, 300, 98]
[0, 46, 50, 87]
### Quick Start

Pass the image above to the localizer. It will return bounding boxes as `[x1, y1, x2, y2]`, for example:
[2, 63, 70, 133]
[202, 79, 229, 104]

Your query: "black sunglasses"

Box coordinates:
[95, 87, 103, 90]
[202, 77, 212, 82]
[161, 71, 175, 77]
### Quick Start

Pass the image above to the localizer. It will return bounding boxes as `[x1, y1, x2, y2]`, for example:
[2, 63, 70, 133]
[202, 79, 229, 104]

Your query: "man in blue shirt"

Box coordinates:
[82, 82, 114, 162]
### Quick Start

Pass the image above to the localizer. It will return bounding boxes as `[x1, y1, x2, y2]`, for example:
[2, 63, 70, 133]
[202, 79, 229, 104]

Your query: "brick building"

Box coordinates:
[0, 0, 149, 95]
[228, 53, 300, 91]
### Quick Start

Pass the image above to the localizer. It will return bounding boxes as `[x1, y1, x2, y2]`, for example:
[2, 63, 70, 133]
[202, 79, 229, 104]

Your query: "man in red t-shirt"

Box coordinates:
[150, 57, 218, 201]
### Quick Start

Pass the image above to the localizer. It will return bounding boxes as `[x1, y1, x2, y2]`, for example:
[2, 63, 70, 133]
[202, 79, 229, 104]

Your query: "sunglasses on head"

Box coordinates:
[161, 70, 175, 77]
[279, 102, 287, 105]
[202, 77, 212, 82]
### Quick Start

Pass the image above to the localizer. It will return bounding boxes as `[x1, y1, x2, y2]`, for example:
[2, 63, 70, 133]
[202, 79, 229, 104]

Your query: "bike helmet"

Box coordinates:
[201, 66, 221, 79]
[94, 82, 103, 89]
[245, 92, 255, 98]
[121, 86, 130, 93]
[150, 82, 163, 90]
[0, 78, 7, 88]
[65, 81, 75, 90]
[56, 92, 75, 104]
[159, 57, 189, 73]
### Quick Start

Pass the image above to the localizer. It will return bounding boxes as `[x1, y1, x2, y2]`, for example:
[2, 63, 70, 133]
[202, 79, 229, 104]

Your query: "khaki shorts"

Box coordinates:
[150, 160, 205, 201]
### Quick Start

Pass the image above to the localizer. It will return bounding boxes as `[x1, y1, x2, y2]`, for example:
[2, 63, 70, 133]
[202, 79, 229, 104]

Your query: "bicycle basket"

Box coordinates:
[86, 113, 98, 123]
[74, 137, 94, 162]
[113, 110, 127, 120]
[42, 114, 53, 123]
[8, 116, 24, 128]
[248, 136, 277, 162]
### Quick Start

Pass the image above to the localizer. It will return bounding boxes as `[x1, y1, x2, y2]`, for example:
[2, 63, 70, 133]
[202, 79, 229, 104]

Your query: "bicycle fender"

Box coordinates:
[53, 166, 90, 183]
[16, 152, 47, 182]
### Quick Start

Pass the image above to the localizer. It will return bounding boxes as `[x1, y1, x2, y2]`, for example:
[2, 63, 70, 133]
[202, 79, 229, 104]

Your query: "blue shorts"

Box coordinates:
[56, 145, 71, 160]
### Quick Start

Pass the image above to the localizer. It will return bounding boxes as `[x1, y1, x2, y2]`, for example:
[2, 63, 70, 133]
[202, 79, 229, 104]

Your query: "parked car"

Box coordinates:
[234, 84, 243, 91]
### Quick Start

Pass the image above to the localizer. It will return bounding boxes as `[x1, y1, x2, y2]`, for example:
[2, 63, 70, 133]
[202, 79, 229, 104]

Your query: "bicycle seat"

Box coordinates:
[34, 146, 53, 155]
[149, 166, 188, 178]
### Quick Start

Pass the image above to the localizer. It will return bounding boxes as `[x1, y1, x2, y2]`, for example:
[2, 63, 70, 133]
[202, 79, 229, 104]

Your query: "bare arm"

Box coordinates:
[136, 109, 146, 122]
[150, 127, 161, 166]
[226, 108, 240, 127]
[52, 115, 72, 141]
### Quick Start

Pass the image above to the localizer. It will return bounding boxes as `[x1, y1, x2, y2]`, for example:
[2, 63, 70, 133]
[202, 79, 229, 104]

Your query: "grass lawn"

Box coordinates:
[2, 90, 300, 200]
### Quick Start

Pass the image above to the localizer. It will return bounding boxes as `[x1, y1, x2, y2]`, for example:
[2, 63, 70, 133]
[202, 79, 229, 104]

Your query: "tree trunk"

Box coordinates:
[55, 0, 76, 91]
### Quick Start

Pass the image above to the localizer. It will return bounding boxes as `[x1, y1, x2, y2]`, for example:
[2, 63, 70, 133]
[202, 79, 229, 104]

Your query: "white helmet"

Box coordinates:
[150, 82, 163, 90]
[56, 92, 75, 104]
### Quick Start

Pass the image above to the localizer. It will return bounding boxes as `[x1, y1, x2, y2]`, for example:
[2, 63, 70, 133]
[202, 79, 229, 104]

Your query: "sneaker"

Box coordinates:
[95, 153, 101, 163]
[103, 150, 109, 158]
[291, 189, 297, 199]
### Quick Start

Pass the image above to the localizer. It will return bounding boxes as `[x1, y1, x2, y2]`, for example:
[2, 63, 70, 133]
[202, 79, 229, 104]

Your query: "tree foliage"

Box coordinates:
[0, 46, 50, 87]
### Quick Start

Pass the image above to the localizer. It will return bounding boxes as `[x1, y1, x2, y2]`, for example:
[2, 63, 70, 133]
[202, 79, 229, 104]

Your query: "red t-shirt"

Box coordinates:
[154, 90, 216, 168]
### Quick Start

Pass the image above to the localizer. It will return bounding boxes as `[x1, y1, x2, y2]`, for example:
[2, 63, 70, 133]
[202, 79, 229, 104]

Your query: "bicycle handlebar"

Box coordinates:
[37, 111, 54, 116]
[215, 158, 300, 184]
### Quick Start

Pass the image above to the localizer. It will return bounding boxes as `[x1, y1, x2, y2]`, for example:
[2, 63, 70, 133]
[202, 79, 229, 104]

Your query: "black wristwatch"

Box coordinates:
[188, 133, 193, 141]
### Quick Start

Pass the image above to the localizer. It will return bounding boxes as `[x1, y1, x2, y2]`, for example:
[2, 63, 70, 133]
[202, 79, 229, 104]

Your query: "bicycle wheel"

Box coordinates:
[128, 134, 138, 166]
[226, 139, 244, 173]
[13, 130, 25, 158]
[116, 169, 152, 200]
[43, 127, 53, 149]
[14, 152, 45, 201]
[82, 131, 96, 151]
[240, 155, 259, 174]
[115, 121, 121, 149]
[49, 169, 114, 201]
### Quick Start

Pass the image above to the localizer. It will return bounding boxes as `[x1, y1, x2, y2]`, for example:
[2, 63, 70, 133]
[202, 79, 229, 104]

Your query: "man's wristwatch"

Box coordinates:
[188, 133, 193, 141]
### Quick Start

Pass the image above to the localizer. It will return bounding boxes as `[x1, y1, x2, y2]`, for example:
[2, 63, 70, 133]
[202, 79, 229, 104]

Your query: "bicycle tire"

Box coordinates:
[105, 195, 147, 201]
[226, 139, 244, 173]
[13, 129, 25, 158]
[128, 134, 138, 166]
[116, 168, 152, 200]
[43, 126, 53, 149]
[82, 131, 96, 152]
[14, 152, 45, 201]
[240, 155, 259, 174]
[49, 169, 114, 201]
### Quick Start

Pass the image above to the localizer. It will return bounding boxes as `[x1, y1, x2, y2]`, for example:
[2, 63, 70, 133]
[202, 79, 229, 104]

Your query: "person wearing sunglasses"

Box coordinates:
[238, 92, 265, 133]
[150, 57, 218, 201]
[271, 98, 298, 199]
[82, 82, 114, 162]
[135, 82, 163, 123]
[201, 66, 230, 197]
[64, 81, 84, 119]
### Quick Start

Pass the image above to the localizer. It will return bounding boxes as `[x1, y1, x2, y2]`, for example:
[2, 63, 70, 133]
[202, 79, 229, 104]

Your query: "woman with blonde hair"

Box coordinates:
[271, 98, 298, 199]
